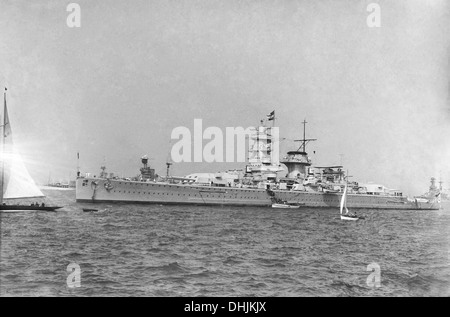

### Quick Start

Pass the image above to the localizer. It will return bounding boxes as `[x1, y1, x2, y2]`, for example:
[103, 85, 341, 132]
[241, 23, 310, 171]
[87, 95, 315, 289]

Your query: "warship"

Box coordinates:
[76, 115, 440, 210]
[415, 177, 447, 203]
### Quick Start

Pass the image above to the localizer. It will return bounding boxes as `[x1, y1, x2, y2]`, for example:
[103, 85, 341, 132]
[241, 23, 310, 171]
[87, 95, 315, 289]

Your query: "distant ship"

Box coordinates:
[415, 177, 447, 204]
[437, 179, 449, 202]
[76, 115, 439, 210]
[41, 183, 75, 190]
[43, 181, 75, 190]
[43, 171, 76, 189]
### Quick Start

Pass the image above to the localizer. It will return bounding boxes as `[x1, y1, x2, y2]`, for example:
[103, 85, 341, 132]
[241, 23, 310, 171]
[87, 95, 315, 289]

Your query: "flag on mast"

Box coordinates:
[266, 110, 275, 121]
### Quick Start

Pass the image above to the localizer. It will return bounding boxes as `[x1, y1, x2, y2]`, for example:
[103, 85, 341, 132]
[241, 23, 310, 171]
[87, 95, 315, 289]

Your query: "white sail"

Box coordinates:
[340, 183, 348, 215]
[1, 91, 44, 200]
[2, 147, 44, 199]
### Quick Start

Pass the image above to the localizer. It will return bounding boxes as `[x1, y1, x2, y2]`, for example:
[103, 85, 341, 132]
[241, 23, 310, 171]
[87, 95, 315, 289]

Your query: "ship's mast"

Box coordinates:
[294, 119, 316, 153]
[76, 151, 80, 177]
[281, 118, 317, 180]
[100, 156, 107, 178]
[166, 140, 173, 178]
[302, 119, 306, 152]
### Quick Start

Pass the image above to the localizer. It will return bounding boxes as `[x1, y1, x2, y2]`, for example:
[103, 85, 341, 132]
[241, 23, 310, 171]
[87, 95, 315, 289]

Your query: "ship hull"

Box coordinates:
[76, 177, 440, 210]
[0, 205, 61, 212]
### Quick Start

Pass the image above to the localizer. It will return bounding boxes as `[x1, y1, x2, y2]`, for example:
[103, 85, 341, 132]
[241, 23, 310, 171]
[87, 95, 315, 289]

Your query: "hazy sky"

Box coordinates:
[0, 0, 449, 195]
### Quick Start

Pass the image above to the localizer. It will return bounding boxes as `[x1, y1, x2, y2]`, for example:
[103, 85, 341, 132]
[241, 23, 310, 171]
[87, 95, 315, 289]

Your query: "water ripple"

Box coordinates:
[1, 191, 450, 296]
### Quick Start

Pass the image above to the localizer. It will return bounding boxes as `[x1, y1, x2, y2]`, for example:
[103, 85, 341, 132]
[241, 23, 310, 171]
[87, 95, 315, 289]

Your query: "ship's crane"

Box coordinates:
[165, 139, 174, 178]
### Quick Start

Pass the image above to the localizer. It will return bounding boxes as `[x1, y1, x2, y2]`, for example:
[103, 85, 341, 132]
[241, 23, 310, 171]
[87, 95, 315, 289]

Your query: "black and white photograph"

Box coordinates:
[0, 0, 449, 301]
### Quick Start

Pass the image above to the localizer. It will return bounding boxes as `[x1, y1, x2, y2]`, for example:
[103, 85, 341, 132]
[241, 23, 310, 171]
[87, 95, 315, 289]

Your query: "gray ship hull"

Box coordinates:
[76, 177, 439, 210]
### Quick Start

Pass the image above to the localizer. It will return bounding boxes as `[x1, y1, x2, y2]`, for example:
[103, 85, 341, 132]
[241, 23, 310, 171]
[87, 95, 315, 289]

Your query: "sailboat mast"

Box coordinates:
[1, 88, 6, 203]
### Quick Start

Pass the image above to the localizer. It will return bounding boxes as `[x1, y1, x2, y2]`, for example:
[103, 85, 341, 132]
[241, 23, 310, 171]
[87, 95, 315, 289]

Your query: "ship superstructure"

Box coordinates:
[76, 114, 440, 210]
[281, 119, 315, 180]
[415, 177, 443, 204]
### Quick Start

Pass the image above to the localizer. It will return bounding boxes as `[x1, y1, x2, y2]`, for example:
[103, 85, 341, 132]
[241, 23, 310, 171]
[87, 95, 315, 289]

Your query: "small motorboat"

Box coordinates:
[82, 208, 98, 212]
[83, 208, 111, 213]
[272, 202, 301, 209]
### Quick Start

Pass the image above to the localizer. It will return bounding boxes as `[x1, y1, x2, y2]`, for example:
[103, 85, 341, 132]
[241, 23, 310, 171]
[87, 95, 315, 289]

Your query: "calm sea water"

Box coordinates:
[1, 189, 449, 297]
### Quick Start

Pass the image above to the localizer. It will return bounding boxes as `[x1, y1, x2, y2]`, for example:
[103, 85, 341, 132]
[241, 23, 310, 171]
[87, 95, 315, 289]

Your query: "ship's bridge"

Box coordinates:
[280, 119, 316, 180]
[281, 151, 312, 179]
[245, 120, 283, 180]
[282, 151, 311, 164]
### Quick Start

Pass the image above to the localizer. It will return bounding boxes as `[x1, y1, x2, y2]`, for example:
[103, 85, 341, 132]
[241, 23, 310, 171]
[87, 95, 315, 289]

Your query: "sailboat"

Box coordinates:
[0, 88, 62, 212]
[340, 182, 359, 221]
